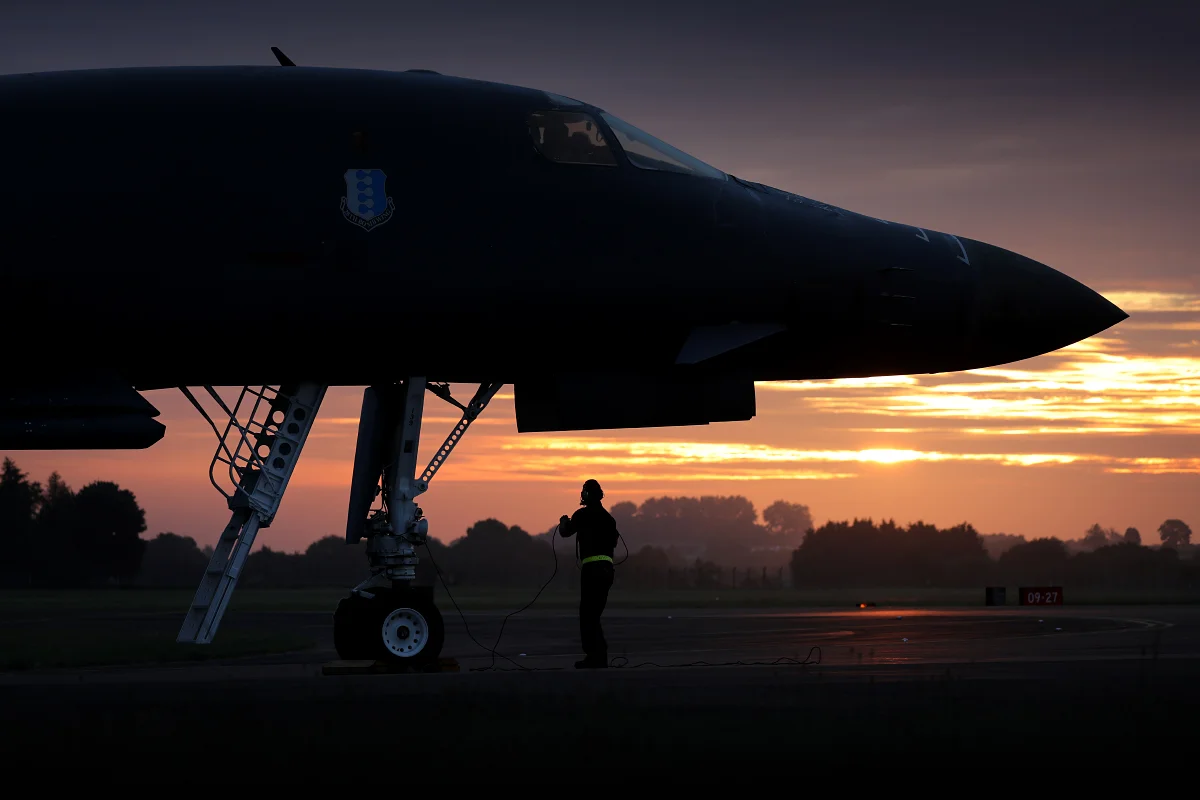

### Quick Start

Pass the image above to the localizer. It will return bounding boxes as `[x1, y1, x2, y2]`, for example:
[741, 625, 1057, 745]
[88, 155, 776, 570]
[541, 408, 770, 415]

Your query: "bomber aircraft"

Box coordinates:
[0, 50, 1127, 666]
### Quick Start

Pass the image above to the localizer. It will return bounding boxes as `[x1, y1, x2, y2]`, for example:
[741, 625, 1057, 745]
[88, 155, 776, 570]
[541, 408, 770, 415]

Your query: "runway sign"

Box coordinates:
[1019, 587, 1064, 605]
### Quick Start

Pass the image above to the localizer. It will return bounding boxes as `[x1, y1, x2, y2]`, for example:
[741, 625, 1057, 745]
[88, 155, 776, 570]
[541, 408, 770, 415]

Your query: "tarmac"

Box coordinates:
[3, 604, 1198, 778]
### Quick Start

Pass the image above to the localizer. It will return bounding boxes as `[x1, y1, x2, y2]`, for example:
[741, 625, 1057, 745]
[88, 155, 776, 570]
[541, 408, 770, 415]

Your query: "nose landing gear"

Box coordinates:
[334, 379, 502, 667]
[176, 379, 498, 669]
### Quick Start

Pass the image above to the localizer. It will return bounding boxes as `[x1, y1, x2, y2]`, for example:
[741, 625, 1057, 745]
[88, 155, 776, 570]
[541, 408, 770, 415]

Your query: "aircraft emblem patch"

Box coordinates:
[340, 169, 396, 231]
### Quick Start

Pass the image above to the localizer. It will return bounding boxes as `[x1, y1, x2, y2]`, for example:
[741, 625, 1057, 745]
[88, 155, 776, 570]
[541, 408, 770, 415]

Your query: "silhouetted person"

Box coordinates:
[559, 479, 619, 669]
[542, 119, 571, 158]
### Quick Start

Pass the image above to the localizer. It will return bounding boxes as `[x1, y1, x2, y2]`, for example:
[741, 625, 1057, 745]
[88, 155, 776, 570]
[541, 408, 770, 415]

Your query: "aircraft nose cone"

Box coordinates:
[966, 239, 1127, 367]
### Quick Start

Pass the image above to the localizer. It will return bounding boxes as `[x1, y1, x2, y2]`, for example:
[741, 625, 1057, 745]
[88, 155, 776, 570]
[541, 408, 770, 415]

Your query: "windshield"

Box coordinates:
[600, 113, 726, 180]
[528, 110, 617, 166]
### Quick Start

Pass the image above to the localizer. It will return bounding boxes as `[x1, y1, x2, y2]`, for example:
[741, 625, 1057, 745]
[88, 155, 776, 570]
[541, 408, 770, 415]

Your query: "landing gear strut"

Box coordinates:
[334, 379, 503, 667]
[176, 379, 500, 671]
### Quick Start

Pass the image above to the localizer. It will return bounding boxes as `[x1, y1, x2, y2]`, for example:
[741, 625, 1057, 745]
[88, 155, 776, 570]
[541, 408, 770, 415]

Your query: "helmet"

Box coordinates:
[580, 479, 603, 505]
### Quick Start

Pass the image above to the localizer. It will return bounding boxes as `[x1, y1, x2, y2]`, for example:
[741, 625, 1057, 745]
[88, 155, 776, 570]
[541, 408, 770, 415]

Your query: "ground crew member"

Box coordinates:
[559, 478, 618, 669]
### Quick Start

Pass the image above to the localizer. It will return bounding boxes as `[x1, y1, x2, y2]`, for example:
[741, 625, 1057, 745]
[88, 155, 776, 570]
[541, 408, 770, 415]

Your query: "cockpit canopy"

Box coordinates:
[527, 110, 616, 166]
[527, 108, 726, 180]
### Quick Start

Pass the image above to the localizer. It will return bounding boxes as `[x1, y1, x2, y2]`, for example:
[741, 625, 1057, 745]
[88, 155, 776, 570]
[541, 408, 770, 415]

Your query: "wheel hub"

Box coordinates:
[381, 608, 428, 657]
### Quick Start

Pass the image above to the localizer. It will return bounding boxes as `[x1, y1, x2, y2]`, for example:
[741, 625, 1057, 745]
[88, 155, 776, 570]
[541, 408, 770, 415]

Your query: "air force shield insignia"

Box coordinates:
[340, 169, 396, 231]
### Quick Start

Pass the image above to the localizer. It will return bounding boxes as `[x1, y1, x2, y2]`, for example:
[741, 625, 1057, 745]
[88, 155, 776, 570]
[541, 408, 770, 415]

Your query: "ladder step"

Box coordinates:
[181, 383, 326, 645]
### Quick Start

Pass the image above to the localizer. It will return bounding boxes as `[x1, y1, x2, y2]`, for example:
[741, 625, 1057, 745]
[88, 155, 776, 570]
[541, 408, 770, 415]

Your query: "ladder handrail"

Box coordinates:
[187, 385, 289, 504]
[224, 386, 267, 493]
[179, 387, 241, 501]
[178, 382, 327, 644]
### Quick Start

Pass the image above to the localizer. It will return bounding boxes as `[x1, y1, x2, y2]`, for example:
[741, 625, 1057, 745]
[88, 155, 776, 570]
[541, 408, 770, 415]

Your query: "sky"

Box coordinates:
[3, 0, 1198, 552]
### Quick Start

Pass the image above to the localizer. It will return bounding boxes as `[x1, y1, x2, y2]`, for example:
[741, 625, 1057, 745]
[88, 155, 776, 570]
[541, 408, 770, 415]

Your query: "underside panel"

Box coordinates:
[0, 376, 164, 449]
[513, 372, 756, 432]
[345, 385, 393, 544]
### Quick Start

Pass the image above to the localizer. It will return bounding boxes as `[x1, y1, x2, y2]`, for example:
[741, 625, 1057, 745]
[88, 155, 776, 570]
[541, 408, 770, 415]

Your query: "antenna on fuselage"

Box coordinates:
[271, 47, 296, 67]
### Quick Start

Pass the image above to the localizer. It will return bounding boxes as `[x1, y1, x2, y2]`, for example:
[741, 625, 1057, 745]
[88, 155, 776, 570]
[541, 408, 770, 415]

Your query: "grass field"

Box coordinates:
[0, 626, 313, 671]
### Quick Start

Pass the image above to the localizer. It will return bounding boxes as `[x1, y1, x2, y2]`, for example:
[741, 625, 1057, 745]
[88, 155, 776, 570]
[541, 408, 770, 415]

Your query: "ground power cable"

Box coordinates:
[425, 524, 822, 672]
[424, 524, 564, 672]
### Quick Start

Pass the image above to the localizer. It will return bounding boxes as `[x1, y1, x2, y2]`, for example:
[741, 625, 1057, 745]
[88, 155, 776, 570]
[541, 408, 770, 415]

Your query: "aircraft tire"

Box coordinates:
[333, 592, 378, 660]
[371, 589, 445, 668]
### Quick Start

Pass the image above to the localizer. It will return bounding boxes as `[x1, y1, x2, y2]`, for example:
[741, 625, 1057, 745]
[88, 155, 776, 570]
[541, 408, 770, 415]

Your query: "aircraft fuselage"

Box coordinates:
[0, 66, 1125, 392]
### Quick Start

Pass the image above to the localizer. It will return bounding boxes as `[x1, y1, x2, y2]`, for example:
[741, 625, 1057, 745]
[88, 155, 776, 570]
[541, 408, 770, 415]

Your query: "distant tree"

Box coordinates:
[0, 459, 42, 515]
[762, 501, 814, 546]
[912, 521, 990, 586]
[241, 546, 305, 588]
[621, 545, 670, 589]
[1159, 519, 1192, 550]
[997, 537, 1070, 585]
[697, 496, 758, 530]
[440, 518, 553, 587]
[627, 544, 670, 571]
[0, 459, 43, 587]
[980, 533, 1027, 560]
[137, 532, 208, 587]
[649, 495, 758, 544]
[791, 518, 886, 587]
[415, 536, 450, 586]
[1124, 527, 1142, 545]
[609, 501, 637, 528]
[38, 472, 74, 522]
[71, 481, 147, 586]
[1072, 541, 1179, 589]
[609, 502, 637, 552]
[1083, 523, 1114, 550]
[35, 472, 79, 586]
[301, 535, 371, 587]
[790, 517, 989, 588]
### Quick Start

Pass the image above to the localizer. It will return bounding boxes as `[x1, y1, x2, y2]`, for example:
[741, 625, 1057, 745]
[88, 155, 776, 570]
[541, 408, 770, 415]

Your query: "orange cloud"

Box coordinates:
[1101, 291, 1200, 312]
[407, 436, 1200, 481]
[758, 335, 1200, 434]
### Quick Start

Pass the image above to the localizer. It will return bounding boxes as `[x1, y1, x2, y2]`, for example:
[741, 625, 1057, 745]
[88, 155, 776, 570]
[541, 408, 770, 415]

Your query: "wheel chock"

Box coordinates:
[322, 657, 460, 675]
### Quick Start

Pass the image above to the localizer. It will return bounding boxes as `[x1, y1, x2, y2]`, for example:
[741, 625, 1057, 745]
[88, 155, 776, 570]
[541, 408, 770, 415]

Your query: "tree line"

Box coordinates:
[791, 518, 1196, 589]
[1, 457, 1196, 590]
[0, 460, 147, 588]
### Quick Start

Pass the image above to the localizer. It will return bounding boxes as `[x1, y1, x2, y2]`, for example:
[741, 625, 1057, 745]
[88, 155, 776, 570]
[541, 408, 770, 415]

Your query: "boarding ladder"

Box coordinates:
[177, 383, 326, 644]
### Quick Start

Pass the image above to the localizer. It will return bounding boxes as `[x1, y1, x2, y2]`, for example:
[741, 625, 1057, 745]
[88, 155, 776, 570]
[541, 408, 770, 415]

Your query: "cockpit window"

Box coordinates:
[600, 113, 726, 180]
[527, 110, 616, 166]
